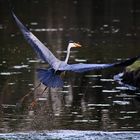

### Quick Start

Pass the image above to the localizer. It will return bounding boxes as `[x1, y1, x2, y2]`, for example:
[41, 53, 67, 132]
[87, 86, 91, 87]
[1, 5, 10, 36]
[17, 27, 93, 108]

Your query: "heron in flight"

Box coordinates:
[12, 12, 139, 89]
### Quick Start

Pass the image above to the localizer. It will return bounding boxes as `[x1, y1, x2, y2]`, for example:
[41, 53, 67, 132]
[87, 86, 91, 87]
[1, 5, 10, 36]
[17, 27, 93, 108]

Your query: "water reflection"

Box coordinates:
[0, 0, 140, 133]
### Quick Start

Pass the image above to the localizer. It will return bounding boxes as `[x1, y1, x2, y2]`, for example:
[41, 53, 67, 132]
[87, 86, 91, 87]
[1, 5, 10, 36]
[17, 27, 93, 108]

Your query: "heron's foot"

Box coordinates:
[29, 100, 37, 109]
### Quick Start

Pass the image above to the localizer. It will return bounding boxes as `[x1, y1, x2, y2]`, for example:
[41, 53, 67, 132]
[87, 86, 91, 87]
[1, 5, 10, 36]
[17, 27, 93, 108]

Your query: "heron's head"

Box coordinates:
[68, 41, 81, 49]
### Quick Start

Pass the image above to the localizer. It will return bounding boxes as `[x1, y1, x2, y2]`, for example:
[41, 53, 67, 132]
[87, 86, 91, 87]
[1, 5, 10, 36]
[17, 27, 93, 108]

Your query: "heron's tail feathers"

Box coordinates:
[37, 68, 64, 88]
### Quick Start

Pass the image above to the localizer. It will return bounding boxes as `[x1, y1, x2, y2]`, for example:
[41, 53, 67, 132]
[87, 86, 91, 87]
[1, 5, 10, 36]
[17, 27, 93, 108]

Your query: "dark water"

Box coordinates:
[0, 0, 140, 135]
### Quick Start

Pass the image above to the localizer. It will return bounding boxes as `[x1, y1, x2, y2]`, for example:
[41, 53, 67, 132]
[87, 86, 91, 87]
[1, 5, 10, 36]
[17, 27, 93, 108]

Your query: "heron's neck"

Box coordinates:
[64, 46, 71, 63]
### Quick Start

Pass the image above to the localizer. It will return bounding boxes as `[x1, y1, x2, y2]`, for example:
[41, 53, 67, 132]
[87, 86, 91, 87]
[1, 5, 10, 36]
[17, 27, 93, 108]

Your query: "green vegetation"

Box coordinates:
[126, 60, 140, 72]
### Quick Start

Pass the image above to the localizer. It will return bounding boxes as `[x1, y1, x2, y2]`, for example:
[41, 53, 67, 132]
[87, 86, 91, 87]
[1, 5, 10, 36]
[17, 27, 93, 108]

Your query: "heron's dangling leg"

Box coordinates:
[40, 86, 48, 96]
[16, 83, 41, 109]
[29, 86, 48, 109]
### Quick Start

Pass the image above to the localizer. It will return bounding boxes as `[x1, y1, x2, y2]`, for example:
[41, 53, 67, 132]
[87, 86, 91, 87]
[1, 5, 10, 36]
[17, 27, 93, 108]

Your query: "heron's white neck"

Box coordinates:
[64, 45, 71, 63]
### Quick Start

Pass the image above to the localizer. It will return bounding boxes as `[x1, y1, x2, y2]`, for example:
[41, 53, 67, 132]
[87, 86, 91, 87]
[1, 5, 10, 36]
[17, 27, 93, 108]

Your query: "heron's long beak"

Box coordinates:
[74, 43, 82, 48]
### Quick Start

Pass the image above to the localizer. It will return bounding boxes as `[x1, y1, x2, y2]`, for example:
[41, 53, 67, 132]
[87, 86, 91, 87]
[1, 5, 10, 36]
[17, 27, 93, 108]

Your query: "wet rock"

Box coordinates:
[122, 60, 140, 87]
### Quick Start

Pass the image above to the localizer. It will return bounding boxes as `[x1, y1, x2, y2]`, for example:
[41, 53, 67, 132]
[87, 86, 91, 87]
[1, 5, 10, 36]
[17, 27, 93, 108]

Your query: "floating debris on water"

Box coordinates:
[54, 113, 60, 116]
[112, 19, 120, 22]
[119, 116, 132, 119]
[8, 82, 15, 85]
[0, 72, 21, 76]
[73, 119, 98, 123]
[0, 72, 12, 76]
[75, 59, 87, 62]
[126, 33, 132, 37]
[28, 83, 33, 86]
[120, 111, 138, 114]
[72, 112, 78, 115]
[113, 101, 130, 105]
[102, 89, 120, 93]
[36, 98, 47, 101]
[76, 115, 83, 118]
[28, 59, 40, 63]
[2, 61, 6, 64]
[30, 22, 38, 25]
[91, 85, 103, 88]
[74, 120, 88, 123]
[116, 94, 136, 98]
[112, 28, 120, 33]
[13, 65, 29, 69]
[127, 111, 138, 114]
[100, 78, 114, 82]
[87, 104, 110, 107]
[116, 86, 137, 91]
[103, 24, 109, 27]
[59, 90, 69, 94]
[11, 34, 15, 37]
[63, 85, 71, 88]
[30, 28, 64, 32]
[85, 74, 102, 78]
[1, 104, 16, 109]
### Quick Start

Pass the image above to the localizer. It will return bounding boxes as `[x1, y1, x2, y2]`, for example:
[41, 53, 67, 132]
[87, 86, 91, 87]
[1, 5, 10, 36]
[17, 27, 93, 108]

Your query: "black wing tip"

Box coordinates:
[11, 11, 30, 33]
[114, 55, 140, 67]
[11, 10, 18, 20]
[11, 10, 15, 16]
[11, 10, 18, 23]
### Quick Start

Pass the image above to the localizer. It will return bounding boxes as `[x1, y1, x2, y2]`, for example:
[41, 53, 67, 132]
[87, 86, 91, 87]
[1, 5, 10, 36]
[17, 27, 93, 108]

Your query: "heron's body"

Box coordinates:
[12, 12, 140, 88]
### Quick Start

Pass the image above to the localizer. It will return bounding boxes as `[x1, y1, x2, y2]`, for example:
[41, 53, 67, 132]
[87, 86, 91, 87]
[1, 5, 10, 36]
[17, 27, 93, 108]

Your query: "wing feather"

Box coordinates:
[12, 12, 60, 69]
[59, 63, 114, 72]
[59, 56, 140, 72]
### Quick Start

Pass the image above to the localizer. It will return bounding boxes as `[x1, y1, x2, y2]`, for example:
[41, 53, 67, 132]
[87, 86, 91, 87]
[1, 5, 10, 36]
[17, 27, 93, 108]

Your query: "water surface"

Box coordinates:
[0, 0, 140, 134]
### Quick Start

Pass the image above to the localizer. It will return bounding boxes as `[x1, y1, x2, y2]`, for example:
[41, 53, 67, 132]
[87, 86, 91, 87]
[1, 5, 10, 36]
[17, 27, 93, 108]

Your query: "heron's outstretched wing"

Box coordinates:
[59, 56, 140, 72]
[12, 12, 60, 69]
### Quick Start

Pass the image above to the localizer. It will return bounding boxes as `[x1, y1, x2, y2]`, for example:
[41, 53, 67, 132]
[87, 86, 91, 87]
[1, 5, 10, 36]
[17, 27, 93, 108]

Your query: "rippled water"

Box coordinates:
[0, 130, 140, 140]
[0, 0, 140, 139]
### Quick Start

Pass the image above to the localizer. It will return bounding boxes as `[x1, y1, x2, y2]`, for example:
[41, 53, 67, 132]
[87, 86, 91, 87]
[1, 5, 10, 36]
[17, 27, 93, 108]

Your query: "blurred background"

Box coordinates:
[0, 0, 140, 132]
